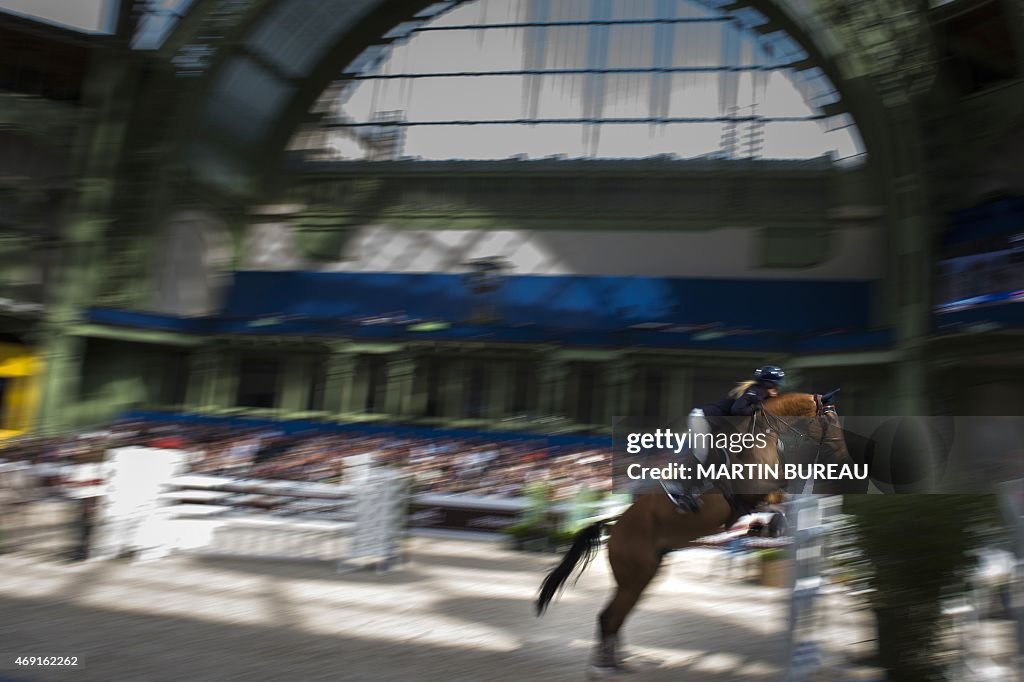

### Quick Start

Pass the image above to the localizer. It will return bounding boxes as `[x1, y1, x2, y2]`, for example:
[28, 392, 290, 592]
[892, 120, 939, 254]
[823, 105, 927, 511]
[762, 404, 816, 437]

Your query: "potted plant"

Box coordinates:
[504, 520, 546, 551]
[547, 526, 578, 552]
[844, 495, 1001, 680]
[508, 479, 554, 552]
[758, 548, 790, 588]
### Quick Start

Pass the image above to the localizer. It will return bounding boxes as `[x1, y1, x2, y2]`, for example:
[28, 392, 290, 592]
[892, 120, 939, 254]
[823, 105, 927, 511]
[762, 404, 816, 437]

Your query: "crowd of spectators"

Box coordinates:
[937, 247, 1024, 306]
[0, 420, 613, 501]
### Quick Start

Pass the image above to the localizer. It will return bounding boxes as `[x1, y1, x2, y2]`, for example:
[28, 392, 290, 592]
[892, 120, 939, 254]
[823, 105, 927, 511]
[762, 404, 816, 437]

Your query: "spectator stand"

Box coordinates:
[1, 415, 621, 554]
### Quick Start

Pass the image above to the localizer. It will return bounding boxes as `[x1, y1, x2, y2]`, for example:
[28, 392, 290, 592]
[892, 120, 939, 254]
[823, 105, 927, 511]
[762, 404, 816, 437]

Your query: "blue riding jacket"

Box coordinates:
[701, 387, 766, 418]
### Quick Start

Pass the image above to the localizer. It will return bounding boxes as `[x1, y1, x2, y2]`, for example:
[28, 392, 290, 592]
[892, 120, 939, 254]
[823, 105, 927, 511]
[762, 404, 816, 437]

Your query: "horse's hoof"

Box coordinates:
[587, 663, 629, 679]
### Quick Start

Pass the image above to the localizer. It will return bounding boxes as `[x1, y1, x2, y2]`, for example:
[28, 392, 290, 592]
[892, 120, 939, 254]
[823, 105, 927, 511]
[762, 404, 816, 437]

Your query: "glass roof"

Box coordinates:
[184, 0, 879, 190]
[0, 0, 115, 34]
[132, 0, 195, 49]
[289, 0, 863, 163]
[245, 0, 365, 78]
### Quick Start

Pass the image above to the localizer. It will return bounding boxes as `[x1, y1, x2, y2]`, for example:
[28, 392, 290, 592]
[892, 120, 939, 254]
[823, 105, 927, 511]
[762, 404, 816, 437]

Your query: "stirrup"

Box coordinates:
[673, 494, 702, 514]
[660, 480, 702, 513]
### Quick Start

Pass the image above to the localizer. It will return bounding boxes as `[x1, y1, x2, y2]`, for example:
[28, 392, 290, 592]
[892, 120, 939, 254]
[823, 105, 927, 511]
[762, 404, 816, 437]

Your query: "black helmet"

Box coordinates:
[753, 365, 785, 387]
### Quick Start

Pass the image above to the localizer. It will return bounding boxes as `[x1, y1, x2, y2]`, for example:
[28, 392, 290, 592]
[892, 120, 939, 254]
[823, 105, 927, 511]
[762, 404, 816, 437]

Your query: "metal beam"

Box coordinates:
[140, 0, 890, 204]
[156, 0, 230, 60]
[786, 350, 903, 368]
[67, 323, 204, 347]
[252, 0, 885, 197]
[252, 0, 462, 192]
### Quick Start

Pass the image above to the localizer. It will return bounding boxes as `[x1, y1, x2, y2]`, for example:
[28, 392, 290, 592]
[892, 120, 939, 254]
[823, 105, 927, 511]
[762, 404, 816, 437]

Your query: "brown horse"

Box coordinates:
[535, 392, 855, 675]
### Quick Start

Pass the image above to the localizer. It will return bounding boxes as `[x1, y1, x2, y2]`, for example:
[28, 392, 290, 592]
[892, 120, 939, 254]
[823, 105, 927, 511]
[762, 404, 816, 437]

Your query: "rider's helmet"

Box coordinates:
[753, 365, 785, 387]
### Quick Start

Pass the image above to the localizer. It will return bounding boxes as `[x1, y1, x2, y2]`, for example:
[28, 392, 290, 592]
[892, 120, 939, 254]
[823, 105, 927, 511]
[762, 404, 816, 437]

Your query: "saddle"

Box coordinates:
[661, 416, 765, 528]
[661, 445, 755, 527]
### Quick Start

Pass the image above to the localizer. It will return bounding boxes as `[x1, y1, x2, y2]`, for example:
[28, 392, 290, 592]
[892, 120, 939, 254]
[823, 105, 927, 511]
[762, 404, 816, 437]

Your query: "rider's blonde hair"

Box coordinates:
[729, 380, 758, 399]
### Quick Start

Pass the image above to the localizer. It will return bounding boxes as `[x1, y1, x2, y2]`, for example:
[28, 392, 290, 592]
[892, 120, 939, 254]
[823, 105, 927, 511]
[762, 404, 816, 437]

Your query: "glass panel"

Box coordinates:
[205, 58, 294, 141]
[292, 0, 865, 162]
[132, 0, 195, 49]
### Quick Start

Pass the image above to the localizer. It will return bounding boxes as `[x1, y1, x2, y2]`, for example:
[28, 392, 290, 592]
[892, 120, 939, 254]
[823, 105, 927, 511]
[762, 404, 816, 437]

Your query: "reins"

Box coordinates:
[757, 401, 843, 489]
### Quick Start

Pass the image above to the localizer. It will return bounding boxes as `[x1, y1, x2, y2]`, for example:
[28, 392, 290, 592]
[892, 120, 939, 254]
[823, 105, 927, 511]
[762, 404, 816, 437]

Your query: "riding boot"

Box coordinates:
[661, 478, 702, 513]
[662, 474, 714, 514]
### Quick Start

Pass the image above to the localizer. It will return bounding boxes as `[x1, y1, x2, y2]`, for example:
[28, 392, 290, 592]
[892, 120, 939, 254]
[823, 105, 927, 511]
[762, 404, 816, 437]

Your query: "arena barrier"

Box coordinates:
[942, 547, 1015, 682]
[999, 479, 1024, 679]
[0, 461, 47, 553]
[90, 448, 409, 573]
[786, 495, 844, 682]
[408, 492, 630, 539]
[785, 492, 1019, 682]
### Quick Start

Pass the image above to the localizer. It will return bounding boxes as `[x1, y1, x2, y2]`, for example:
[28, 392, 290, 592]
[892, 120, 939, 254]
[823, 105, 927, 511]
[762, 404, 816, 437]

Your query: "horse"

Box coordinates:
[535, 392, 857, 675]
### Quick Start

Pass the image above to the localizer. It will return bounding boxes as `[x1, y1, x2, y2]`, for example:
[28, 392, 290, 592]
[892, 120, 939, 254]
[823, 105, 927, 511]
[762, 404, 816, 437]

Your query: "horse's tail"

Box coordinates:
[535, 520, 607, 616]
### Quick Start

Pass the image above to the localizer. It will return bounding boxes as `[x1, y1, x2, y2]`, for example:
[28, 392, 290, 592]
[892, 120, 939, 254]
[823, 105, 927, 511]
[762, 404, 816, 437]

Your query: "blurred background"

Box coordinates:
[1, 0, 1024, 680]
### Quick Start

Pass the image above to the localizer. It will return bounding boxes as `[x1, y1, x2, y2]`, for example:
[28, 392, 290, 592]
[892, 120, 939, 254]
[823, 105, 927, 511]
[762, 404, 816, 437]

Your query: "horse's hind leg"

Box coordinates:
[593, 547, 661, 673]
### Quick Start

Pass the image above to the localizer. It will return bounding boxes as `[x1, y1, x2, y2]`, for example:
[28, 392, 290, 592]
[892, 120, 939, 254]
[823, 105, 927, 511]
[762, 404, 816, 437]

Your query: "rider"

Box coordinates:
[664, 365, 785, 511]
[703, 365, 784, 417]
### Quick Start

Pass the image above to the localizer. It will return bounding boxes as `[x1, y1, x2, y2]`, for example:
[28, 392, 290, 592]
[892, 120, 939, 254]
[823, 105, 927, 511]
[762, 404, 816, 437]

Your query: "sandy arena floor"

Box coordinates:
[0, 534, 880, 682]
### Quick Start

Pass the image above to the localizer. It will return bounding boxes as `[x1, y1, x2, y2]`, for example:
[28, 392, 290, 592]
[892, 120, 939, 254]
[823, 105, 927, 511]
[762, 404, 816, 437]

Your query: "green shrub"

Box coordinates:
[844, 495, 1002, 681]
[758, 548, 787, 562]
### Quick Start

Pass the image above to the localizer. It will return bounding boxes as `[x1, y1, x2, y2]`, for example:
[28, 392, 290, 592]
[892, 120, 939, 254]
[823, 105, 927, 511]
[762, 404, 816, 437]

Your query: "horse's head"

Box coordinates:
[762, 392, 818, 417]
[725, 391, 852, 495]
[727, 395, 816, 492]
[761, 390, 856, 494]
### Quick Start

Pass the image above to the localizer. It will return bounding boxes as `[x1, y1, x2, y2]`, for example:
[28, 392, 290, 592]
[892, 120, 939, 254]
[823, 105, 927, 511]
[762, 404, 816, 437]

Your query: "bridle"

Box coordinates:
[752, 396, 844, 490]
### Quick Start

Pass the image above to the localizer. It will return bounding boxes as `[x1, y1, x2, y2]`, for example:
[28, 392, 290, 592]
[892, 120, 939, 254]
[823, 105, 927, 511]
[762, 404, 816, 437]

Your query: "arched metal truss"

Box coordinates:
[145, 0, 937, 195]
[288, 1, 865, 163]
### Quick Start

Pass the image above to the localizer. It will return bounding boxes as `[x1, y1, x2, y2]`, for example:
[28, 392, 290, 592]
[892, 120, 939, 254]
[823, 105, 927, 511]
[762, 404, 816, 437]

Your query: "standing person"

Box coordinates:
[63, 449, 106, 562]
[71, 497, 100, 562]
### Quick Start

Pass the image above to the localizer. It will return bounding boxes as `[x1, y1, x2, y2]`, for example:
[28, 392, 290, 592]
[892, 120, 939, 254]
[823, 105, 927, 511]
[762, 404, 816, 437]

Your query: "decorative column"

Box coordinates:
[650, 365, 669, 418]
[185, 346, 220, 411]
[323, 350, 357, 416]
[38, 40, 137, 433]
[665, 366, 693, 420]
[349, 355, 372, 414]
[408, 360, 430, 418]
[486, 360, 511, 422]
[442, 359, 467, 420]
[564, 363, 581, 424]
[385, 355, 416, 419]
[892, 153, 929, 416]
[209, 350, 238, 410]
[604, 359, 636, 421]
[879, 102, 930, 416]
[277, 355, 311, 413]
[38, 334, 86, 431]
[538, 357, 570, 418]
[184, 347, 208, 410]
